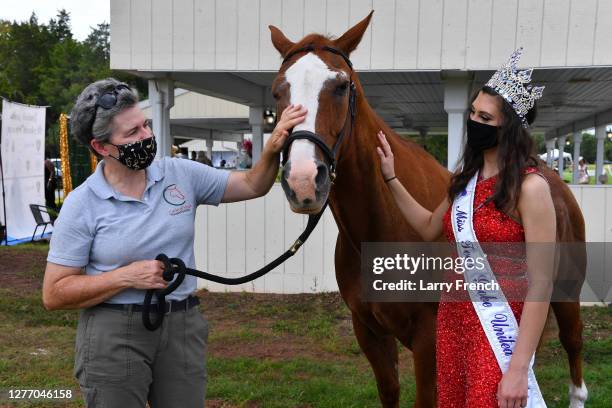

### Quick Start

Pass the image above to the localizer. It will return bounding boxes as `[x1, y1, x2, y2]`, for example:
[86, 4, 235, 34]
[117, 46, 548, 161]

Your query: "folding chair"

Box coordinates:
[29, 204, 54, 242]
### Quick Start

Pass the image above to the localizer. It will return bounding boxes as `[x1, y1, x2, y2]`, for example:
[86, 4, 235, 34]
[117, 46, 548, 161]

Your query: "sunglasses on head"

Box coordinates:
[90, 84, 131, 134]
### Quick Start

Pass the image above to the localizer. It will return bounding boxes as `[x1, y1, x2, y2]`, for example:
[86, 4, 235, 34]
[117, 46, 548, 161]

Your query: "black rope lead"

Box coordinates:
[142, 202, 328, 330]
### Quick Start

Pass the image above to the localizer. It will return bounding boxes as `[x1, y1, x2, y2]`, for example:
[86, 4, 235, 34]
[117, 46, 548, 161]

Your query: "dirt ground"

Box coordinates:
[2, 244, 610, 408]
[0, 244, 562, 365]
[0, 245, 46, 294]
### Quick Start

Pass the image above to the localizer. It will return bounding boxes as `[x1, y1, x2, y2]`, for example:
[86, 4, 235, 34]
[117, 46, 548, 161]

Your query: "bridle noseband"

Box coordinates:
[280, 45, 357, 183]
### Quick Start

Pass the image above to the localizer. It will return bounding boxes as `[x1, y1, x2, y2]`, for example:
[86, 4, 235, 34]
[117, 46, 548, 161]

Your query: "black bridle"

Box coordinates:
[280, 45, 357, 182]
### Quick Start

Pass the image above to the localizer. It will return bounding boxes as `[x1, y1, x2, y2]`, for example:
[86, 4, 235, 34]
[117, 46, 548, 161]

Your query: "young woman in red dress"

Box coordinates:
[377, 49, 553, 408]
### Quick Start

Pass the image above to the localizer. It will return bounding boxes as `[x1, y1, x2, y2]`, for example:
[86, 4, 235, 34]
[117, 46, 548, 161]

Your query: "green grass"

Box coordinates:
[0, 244, 611, 407]
[561, 164, 612, 184]
[206, 357, 416, 408]
[537, 321, 612, 406]
[7, 243, 50, 251]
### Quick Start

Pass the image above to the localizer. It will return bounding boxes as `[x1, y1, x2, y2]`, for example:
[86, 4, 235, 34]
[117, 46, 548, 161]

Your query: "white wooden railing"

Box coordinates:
[195, 184, 612, 299]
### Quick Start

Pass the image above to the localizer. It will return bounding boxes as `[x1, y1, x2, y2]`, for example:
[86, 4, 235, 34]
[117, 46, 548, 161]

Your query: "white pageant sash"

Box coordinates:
[451, 172, 546, 407]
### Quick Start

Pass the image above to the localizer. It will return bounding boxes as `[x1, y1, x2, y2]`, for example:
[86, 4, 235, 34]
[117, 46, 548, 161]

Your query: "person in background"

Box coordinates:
[44, 158, 58, 211]
[196, 151, 212, 166]
[578, 157, 590, 184]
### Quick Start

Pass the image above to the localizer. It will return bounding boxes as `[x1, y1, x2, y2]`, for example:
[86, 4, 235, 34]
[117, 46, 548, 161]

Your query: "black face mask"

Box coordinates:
[466, 118, 500, 151]
[108, 136, 157, 170]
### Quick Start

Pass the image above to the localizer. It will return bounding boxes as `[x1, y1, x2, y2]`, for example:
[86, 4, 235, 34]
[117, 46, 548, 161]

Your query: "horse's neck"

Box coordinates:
[329, 111, 408, 244]
[328, 100, 449, 249]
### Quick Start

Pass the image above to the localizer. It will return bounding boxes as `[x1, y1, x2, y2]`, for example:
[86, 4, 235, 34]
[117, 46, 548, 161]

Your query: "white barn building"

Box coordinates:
[110, 0, 612, 297]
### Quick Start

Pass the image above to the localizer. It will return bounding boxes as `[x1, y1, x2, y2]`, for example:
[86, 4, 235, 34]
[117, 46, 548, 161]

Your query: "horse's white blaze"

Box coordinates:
[569, 381, 588, 408]
[284, 52, 340, 162]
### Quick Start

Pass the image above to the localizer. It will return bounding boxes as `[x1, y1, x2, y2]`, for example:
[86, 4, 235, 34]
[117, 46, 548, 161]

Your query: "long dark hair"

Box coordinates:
[448, 86, 539, 213]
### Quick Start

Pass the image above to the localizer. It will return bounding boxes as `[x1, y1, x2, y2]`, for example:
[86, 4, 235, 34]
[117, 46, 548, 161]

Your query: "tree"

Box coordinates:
[84, 22, 109, 61]
[48, 9, 72, 42]
[406, 133, 447, 166]
[0, 11, 149, 157]
[0, 12, 55, 105]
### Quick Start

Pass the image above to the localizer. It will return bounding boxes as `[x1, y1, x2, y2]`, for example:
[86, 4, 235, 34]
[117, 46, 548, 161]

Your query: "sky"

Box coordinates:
[0, 0, 110, 41]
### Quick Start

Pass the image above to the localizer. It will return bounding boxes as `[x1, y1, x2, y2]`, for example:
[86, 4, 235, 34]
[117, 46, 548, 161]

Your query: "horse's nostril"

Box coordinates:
[315, 164, 328, 185]
[303, 198, 312, 205]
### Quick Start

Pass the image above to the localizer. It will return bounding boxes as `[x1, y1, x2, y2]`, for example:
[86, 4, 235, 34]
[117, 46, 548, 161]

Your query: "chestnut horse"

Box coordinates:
[269, 12, 587, 407]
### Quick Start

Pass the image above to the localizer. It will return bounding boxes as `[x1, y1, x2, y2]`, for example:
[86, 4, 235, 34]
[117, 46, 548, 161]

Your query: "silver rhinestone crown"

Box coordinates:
[485, 47, 545, 128]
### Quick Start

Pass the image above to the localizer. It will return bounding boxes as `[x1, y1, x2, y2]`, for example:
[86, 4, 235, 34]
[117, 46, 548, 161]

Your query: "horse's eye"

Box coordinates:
[272, 92, 280, 100]
[334, 82, 348, 95]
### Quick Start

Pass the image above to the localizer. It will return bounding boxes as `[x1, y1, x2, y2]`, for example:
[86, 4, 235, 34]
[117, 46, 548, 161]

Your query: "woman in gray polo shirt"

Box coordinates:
[42, 78, 306, 408]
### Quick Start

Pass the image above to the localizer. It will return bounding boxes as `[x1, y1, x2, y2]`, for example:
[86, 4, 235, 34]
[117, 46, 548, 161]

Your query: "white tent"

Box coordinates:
[178, 139, 240, 168]
[539, 149, 573, 161]
[179, 139, 238, 153]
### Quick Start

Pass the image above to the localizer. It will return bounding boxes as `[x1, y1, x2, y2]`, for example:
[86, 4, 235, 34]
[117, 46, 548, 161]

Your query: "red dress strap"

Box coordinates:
[523, 166, 550, 186]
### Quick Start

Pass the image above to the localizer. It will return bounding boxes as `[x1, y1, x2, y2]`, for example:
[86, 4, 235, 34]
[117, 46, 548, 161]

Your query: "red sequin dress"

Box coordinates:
[437, 167, 539, 408]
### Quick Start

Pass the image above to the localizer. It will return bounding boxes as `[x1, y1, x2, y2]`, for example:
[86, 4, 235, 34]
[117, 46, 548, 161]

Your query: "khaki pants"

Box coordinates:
[74, 301, 208, 408]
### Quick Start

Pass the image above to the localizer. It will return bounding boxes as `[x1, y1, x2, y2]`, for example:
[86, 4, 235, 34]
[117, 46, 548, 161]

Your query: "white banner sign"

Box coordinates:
[0, 99, 48, 243]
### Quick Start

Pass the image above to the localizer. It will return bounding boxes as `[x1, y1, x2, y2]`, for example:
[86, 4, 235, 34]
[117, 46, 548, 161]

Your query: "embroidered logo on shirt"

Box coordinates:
[163, 184, 193, 216]
[163, 184, 186, 206]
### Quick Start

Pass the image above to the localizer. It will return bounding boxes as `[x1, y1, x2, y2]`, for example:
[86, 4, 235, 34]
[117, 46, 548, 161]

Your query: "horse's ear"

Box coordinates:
[269, 25, 295, 57]
[333, 11, 374, 55]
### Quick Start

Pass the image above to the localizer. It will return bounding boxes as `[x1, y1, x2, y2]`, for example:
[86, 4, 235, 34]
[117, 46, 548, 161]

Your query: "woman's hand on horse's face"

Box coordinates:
[266, 104, 308, 155]
[376, 131, 395, 179]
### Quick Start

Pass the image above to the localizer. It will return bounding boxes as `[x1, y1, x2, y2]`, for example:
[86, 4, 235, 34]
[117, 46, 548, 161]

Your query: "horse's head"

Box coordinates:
[269, 12, 373, 214]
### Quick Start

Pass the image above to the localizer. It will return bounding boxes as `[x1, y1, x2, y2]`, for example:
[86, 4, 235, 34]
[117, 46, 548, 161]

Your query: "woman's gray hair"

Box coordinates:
[70, 78, 139, 151]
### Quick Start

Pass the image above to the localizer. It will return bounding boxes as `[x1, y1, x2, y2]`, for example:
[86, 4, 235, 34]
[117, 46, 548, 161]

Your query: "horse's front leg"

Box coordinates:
[400, 306, 438, 408]
[352, 312, 400, 408]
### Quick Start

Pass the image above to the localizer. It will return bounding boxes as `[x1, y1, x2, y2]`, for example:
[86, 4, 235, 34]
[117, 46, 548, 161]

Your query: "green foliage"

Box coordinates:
[0, 10, 147, 158]
[406, 133, 448, 166]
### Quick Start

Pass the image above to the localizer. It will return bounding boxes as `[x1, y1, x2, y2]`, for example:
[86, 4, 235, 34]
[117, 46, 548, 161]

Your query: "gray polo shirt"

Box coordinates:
[47, 157, 230, 304]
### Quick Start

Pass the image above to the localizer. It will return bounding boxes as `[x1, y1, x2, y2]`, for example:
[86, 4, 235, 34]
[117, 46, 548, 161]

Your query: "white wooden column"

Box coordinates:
[249, 106, 264, 164]
[545, 139, 556, 168]
[572, 132, 582, 184]
[149, 79, 175, 158]
[443, 72, 472, 171]
[206, 132, 213, 160]
[557, 135, 567, 178]
[595, 124, 606, 184]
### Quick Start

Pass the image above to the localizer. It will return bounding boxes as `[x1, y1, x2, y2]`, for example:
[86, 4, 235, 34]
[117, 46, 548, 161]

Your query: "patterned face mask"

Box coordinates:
[108, 136, 157, 170]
